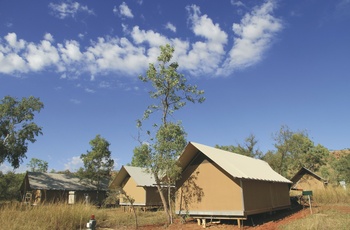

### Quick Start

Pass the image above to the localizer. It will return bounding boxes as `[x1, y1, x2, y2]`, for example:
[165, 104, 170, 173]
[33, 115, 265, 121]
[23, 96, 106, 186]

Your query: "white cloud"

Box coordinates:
[85, 88, 95, 93]
[25, 39, 60, 71]
[84, 36, 150, 76]
[119, 2, 134, 18]
[99, 81, 111, 88]
[44, 33, 54, 42]
[131, 26, 169, 47]
[0, 1, 282, 78]
[219, 0, 282, 75]
[64, 156, 83, 171]
[231, 0, 245, 7]
[70, 99, 81, 104]
[165, 22, 176, 32]
[58, 40, 83, 63]
[178, 5, 227, 76]
[49, 1, 94, 19]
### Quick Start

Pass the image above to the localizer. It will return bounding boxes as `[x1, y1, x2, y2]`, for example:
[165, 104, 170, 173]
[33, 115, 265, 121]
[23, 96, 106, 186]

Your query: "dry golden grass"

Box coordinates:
[0, 202, 166, 230]
[280, 208, 350, 230]
[313, 187, 350, 205]
[281, 187, 350, 230]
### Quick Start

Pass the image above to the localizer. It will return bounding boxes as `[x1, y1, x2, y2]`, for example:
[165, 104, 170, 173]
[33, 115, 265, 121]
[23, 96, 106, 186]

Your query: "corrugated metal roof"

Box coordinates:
[180, 142, 292, 183]
[26, 172, 108, 191]
[123, 166, 157, 187]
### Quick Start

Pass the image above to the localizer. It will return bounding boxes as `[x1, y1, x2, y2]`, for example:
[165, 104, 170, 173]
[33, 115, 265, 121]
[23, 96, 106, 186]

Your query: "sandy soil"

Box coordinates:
[122, 205, 350, 230]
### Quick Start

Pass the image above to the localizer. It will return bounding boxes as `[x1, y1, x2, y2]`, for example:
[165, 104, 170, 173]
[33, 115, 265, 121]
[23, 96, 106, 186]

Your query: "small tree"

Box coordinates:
[79, 135, 114, 201]
[0, 171, 25, 201]
[0, 96, 44, 168]
[135, 44, 205, 225]
[27, 158, 48, 172]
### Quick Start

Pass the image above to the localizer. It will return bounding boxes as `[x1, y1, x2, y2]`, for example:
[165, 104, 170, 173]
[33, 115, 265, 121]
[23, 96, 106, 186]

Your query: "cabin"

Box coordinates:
[290, 167, 328, 192]
[175, 142, 292, 225]
[109, 166, 163, 207]
[20, 172, 108, 205]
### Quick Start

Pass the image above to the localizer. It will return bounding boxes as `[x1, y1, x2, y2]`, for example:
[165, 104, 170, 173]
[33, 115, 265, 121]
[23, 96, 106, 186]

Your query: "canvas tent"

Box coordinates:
[20, 172, 108, 205]
[109, 166, 163, 207]
[290, 167, 328, 191]
[175, 142, 292, 221]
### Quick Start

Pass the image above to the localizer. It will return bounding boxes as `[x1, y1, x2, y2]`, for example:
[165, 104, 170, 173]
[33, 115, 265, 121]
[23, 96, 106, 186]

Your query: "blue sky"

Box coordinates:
[1, 0, 350, 173]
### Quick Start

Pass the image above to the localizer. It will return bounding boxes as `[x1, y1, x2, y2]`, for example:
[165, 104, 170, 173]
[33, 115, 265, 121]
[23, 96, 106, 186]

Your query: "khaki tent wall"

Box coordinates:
[29, 190, 104, 204]
[294, 174, 325, 191]
[145, 187, 163, 206]
[122, 176, 146, 205]
[176, 153, 243, 216]
[242, 180, 291, 215]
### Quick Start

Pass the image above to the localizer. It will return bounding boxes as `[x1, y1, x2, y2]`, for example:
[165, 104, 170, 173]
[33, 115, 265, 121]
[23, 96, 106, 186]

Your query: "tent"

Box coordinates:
[290, 167, 328, 191]
[20, 172, 108, 205]
[109, 166, 163, 207]
[175, 142, 292, 222]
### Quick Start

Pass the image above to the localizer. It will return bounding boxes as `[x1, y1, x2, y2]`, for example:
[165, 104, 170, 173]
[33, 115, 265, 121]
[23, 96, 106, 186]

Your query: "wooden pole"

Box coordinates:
[308, 195, 312, 214]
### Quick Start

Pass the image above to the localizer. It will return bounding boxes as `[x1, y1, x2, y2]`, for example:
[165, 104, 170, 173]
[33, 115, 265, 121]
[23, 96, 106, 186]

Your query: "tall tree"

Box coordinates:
[136, 44, 205, 225]
[0, 96, 44, 169]
[27, 157, 48, 172]
[272, 125, 328, 178]
[79, 135, 114, 192]
[216, 134, 263, 159]
[273, 125, 294, 177]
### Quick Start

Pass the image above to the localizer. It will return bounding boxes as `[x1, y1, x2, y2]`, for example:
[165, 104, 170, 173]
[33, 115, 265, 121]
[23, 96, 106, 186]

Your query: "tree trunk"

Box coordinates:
[167, 183, 173, 224]
[154, 173, 172, 225]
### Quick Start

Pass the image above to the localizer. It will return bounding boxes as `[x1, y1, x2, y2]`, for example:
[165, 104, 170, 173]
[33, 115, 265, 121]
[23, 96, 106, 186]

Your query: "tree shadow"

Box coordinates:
[177, 170, 204, 217]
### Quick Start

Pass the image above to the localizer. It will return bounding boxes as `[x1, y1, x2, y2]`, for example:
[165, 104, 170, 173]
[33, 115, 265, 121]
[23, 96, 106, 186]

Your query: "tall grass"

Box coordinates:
[282, 187, 350, 230]
[0, 202, 166, 229]
[0, 202, 103, 230]
[281, 208, 350, 230]
[313, 187, 350, 205]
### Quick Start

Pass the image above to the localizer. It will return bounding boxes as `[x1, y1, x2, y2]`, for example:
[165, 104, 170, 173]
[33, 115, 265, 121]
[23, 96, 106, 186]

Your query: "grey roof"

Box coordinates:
[24, 172, 108, 191]
[178, 142, 292, 184]
[123, 166, 157, 187]
[109, 166, 157, 189]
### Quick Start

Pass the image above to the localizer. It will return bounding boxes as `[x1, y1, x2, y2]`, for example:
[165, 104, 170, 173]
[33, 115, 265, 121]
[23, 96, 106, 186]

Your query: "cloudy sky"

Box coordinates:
[1, 0, 350, 172]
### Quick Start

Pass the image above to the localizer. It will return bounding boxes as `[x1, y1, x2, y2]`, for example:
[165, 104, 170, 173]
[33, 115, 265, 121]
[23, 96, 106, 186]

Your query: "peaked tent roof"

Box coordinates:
[21, 172, 108, 191]
[178, 142, 292, 184]
[109, 166, 157, 188]
[290, 167, 327, 184]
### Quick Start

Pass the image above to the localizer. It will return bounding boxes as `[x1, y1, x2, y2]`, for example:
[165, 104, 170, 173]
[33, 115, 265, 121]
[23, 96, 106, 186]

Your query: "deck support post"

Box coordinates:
[202, 218, 206, 228]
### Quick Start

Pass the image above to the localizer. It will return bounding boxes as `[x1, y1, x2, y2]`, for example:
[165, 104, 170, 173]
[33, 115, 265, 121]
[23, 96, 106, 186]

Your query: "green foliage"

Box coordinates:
[79, 135, 114, 189]
[130, 144, 150, 167]
[27, 157, 48, 172]
[135, 44, 205, 225]
[138, 44, 205, 126]
[262, 150, 281, 172]
[0, 171, 25, 201]
[0, 96, 43, 168]
[152, 122, 187, 182]
[333, 154, 350, 183]
[216, 134, 263, 159]
[269, 125, 328, 178]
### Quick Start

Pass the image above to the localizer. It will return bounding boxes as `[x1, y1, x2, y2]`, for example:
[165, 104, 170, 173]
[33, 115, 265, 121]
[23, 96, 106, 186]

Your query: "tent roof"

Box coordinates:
[178, 142, 292, 184]
[290, 167, 327, 184]
[22, 172, 108, 191]
[110, 166, 156, 188]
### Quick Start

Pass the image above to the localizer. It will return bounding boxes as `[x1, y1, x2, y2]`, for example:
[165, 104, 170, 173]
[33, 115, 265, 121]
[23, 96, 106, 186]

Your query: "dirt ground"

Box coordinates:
[121, 205, 350, 230]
